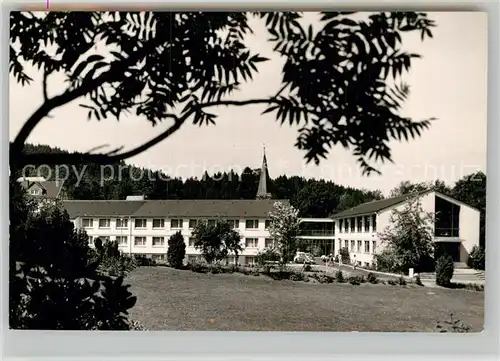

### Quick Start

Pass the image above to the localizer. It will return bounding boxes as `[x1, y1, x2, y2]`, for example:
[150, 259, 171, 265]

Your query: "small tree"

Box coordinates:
[436, 255, 454, 287]
[191, 219, 242, 264]
[92, 239, 136, 277]
[339, 247, 350, 264]
[467, 245, 485, 271]
[378, 196, 435, 273]
[268, 202, 301, 267]
[9, 181, 136, 330]
[167, 231, 186, 269]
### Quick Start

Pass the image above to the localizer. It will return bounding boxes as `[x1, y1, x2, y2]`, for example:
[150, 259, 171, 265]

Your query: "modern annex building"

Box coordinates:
[332, 190, 481, 267]
[57, 151, 335, 265]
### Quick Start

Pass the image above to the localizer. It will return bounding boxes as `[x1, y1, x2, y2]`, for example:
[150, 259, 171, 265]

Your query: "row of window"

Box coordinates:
[89, 235, 276, 248]
[340, 239, 377, 254]
[82, 218, 271, 230]
[338, 215, 377, 234]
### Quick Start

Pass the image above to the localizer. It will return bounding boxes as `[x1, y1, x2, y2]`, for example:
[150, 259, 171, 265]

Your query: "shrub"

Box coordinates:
[374, 250, 400, 273]
[467, 246, 485, 271]
[167, 231, 186, 269]
[256, 248, 280, 267]
[398, 276, 407, 286]
[348, 275, 363, 285]
[367, 272, 378, 284]
[312, 273, 334, 284]
[187, 261, 208, 273]
[134, 254, 156, 267]
[130, 320, 148, 331]
[436, 313, 471, 333]
[303, 264, 312, 272]
[339, 247, 350, 264]
[290, 272, 307, 281]
[387, 279, 397, 285]
[92, 240, 136, 277]
[335, 270, 345, 283]
[436, 255, 454, 287]
[415, 275, 423, 286]
[9, 185, 136, 330]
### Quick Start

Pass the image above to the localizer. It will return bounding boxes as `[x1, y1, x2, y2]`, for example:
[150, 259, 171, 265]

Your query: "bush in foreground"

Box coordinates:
[167, 231, 186, 269]
[335, 270, 345, 283]
[467, 246, 485, 271]
[436, 255, 454, 287]
[367, 272, 378, 284]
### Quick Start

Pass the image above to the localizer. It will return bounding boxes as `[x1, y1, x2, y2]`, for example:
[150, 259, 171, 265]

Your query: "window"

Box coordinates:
[98, 218, 111, 228]
[82, 218, 93, 228]
[350, 240, 355, 252]
[372, 241, 377, 254]
[344, 240, 348, 249]
[116, 218, 128, 228]
[152, 236, 165, 246]
[152, 254, 165, 261]
[134, 237, 147, 246]
[189, 219, 198, 229]
[97, 236, 110, 242]
[245, 256, 256, 265]
[265, 238, 274, 248]
[88, 236, 94, 245]
[152, 219, 165, 228]
[364, 216, 370, 232]
[364, 241, 370, 253]
[344, 219, 349, 233]
[207, 219, 216, 227]
[245, 238, 259, 248]
[372, 215, 377, 232]
[339, 219, 343, 233]
[265, 220, 271, 230]
[245, 220, 259, 229]
[357, 240, 362, 253]
[350, 218, 355, 232]
[227, 219, 239, 229]
[188, 237, 196, 247]
[365, 262, 370, 268]
[357, 217, 362, 232]
[116, 236, 128, 246]
[134, 218, 147, 229]
[30, 188, 41, 195]
[171, 219, 183, 229]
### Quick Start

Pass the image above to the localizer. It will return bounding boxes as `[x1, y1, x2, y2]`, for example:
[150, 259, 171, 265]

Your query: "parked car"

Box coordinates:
[294, 252, 315, 264]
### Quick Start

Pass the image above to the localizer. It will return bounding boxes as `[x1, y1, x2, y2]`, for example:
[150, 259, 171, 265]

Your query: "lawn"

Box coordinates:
[127, 266, 484, 332]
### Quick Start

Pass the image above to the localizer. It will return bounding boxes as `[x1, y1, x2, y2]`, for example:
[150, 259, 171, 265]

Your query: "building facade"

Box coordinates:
[332, 190, 480, 268]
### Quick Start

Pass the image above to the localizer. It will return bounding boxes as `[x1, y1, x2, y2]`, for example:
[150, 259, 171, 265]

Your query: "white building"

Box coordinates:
[62, 150, 336, 265]
[332, 190, 480, 268]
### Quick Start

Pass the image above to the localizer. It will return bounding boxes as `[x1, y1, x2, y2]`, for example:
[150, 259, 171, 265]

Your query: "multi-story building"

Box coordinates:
[332, 190, 480, 268]
[62, 150, 336, 264]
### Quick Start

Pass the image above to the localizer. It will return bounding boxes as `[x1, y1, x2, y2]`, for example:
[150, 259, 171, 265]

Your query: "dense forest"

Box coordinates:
[18, 143, 487, 246]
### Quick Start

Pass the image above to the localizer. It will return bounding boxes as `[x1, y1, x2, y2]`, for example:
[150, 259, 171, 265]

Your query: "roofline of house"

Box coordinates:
[331, 190, 433, 219]
[433, 191, 481, 212]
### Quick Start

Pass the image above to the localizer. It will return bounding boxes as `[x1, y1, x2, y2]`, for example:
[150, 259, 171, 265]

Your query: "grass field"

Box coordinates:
[127, 266, 484, 332]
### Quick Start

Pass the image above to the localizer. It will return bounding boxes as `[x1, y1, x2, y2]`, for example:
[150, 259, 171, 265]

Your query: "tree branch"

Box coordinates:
[11, 38, 170, 156]
[42, 69, 49, 102]
[13, 98, 278, 167]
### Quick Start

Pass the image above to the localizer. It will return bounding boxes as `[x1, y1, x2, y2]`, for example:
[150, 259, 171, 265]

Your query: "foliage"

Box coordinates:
[9, 181, 136, 330]
[187, 261, 209, 274]
[335, 270, 345, 283]
[452, 171, 486, 247]
[467, 245, 485, 271]
[398, 276, 407, 286]
[389, 180, 452, 198]
[311, 273, 334, 284]
[436, 313, 471, 333]
[303, 264, 312, 272]
[268, 201, 301, 265]
[92, 238, 136, 277]
[167, 231, 186, 269]
[367, 272, 378, 284]
[191, 219, 243, 264]
[11, 12, 435, 176]
[255, 248, 281, 266]
[377, 196, 435, 273]
[339, 247, 350, 264]
[435, 255, 454, 287]
[348, 275, 364, 285]
[134, 254, 157, 266]
[130, 320, 148, 331]
[415, 275, 423, 286]
[373, 249, 401, 272]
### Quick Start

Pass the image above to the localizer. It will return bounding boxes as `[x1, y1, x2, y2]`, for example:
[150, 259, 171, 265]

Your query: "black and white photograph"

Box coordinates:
[9, 11, 486, 332]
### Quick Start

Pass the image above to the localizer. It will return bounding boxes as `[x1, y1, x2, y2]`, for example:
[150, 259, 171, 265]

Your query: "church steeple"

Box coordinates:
[256, 145, 272, 199]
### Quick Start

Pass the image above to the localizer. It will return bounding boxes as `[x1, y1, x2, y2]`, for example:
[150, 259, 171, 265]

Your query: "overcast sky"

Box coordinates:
[9, 12, 487, 195]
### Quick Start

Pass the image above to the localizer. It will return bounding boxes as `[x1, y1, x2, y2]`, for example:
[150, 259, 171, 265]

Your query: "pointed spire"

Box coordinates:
[256, 144, 272, 199]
